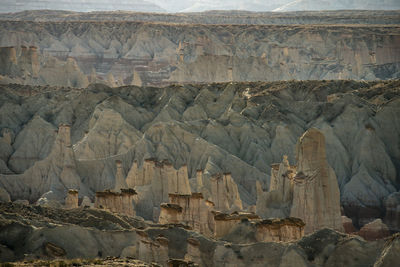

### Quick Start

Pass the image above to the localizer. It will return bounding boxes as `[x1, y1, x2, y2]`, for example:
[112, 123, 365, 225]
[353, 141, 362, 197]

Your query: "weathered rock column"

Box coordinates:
[65, 189, 78, 209]
[290, 128, 343, 233]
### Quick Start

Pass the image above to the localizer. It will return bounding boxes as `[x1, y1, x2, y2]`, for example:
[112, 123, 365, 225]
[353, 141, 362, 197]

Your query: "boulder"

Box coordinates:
[358, 219, 391, 241]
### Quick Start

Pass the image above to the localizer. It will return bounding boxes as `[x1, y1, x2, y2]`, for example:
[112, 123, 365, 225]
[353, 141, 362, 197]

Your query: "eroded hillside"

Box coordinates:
[0, 20, 399, 87]
[0, 80, 399, 229]
[0, 202, 399, 266]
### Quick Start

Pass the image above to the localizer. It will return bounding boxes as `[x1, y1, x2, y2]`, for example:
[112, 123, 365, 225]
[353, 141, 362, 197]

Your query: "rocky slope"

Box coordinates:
[0, 80, 399, 230]
[0, 20, 399, 87]
[0, 202, 399, 266]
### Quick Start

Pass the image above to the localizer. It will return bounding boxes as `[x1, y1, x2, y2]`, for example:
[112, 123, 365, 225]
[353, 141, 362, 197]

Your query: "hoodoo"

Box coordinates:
[257, 128, 343, 234]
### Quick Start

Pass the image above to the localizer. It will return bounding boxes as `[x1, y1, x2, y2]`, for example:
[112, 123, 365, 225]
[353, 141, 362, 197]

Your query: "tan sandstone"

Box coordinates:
[64, 189, 79, 209]
[94, 189, 136, 216]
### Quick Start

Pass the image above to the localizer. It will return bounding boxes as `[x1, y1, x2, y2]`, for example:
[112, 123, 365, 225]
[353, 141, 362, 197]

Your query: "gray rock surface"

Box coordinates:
[0, 19, 399, 87]
[0, 203, 398, 265]
[0, 80, 399, 226]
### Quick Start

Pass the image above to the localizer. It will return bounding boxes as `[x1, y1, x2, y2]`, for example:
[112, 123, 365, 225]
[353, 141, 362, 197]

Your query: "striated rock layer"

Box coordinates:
[0, 21, 399, 87]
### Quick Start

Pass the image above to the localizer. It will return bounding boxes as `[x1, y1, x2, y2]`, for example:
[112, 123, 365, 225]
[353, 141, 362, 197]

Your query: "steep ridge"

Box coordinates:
[0, 21, 399, 87]
[0, 80, 399, 229]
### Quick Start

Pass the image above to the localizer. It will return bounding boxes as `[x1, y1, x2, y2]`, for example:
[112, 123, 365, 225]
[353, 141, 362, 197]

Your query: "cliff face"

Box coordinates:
[0, 80, 399, 229]
[0, 21, 399, 87]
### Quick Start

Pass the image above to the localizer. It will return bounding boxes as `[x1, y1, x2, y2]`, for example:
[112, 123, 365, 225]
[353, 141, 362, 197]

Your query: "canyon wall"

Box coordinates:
[0, 21, 399, 87]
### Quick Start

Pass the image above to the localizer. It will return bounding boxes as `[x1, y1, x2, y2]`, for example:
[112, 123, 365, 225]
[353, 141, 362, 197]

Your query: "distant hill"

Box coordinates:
[274, 0, 400, 12]
[0, 0, 166, 13]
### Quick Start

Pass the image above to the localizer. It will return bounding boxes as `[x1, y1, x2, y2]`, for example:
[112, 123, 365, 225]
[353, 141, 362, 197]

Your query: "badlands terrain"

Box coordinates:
[0, 80, 399, 266]
[0, 8, 400, 267]
[0, 10, 399, 87]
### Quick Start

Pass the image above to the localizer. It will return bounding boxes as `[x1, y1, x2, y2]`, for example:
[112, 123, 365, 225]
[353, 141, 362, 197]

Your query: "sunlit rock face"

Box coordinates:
[159, 193, 215, 236]
[257, 129, 343, 234]
[64, 189, 78, 209]
[94, 189, 136, 216]
[290, 128, 343, 234]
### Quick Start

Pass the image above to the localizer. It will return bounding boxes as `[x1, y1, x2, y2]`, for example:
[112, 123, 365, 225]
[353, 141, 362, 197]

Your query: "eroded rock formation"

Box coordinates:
[0, 80, 399, 229]
[0, 19, 399, 87]
[64, 189, 78, 209]
[290, 128, 343, 233]
[0, 202, 399, 265]
[160, 193, 215, 236]
[210, 173, 242, 212]
[127, 159, 192, 220]
[257, 128, 343, 234]
[0, 123, 86, 202]
[0, 46, 89, 88]
[94, 189, 136, 216]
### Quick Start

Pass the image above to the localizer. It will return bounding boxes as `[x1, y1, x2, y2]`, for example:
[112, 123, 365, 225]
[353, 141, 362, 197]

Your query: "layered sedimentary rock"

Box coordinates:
[0, 46, 89, 88]
[0, 20, 399, 87]
[213, 212, 261, 238]
[94, 189, 136, 216]
[257, 129, 343, 234]
[135, 231, 169, 265]
[0, 81, 399, 228]
[160, 193, 215, 236]
[127, 159, 192, 220]
[290, 128, 343, 233]
[159, 203, 183, 224]
[64, 189, 78, 209]
[254, 218, 305, 242]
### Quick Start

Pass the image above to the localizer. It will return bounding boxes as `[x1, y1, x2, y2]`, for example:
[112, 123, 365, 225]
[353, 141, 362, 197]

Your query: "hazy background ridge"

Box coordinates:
[1, 0, 399, 13]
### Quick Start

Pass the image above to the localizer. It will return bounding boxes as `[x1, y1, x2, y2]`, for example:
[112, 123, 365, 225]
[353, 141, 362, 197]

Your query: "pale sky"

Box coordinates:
[2, 0, 400, 13]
